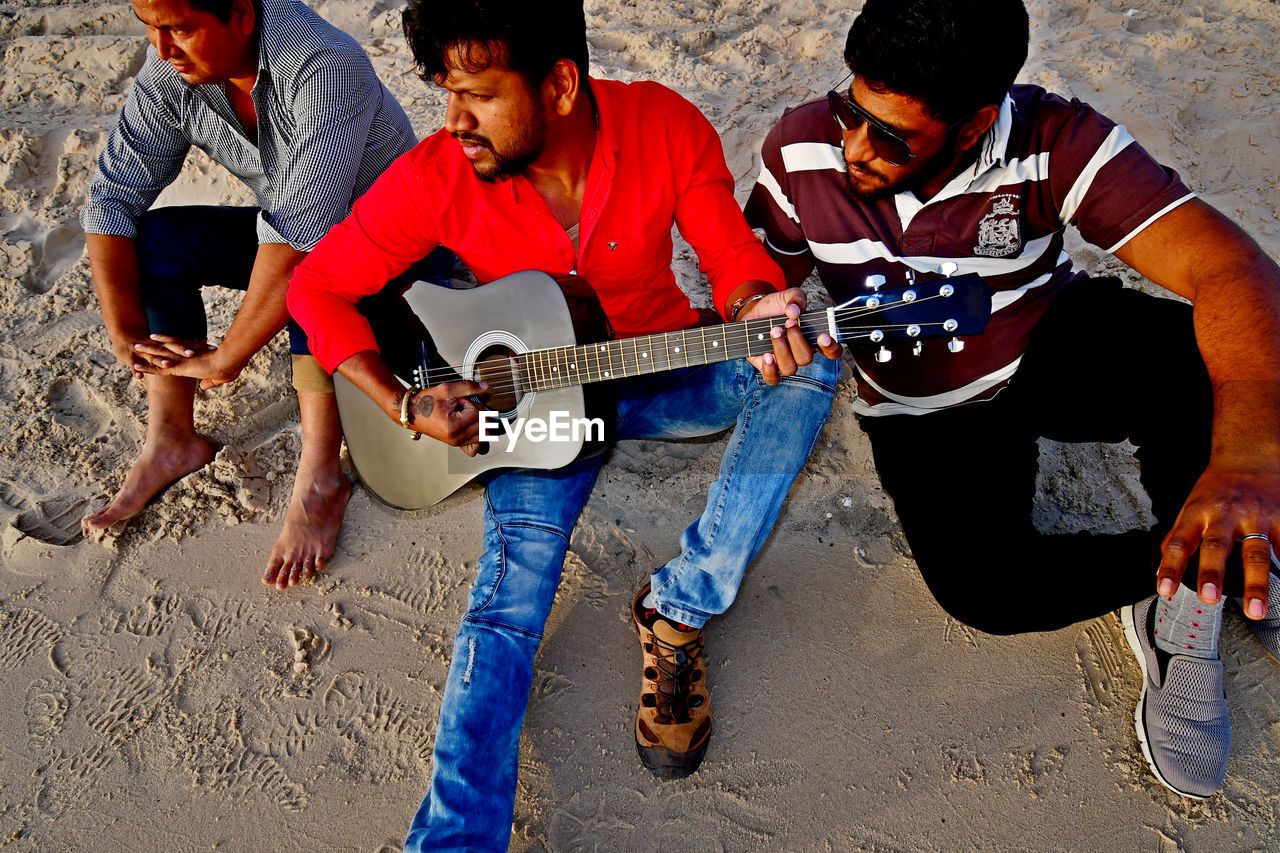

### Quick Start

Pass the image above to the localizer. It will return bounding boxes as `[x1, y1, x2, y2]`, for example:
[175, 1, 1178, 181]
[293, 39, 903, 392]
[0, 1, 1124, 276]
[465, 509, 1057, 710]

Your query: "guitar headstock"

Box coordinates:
[831, 270, 991, 361]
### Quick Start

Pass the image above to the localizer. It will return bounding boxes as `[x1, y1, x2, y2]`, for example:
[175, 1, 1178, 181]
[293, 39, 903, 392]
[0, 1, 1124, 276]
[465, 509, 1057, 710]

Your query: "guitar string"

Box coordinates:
[412, 290, 959, 381]
[434, 318, 963, 398]
[410, 292, 970, 395]
[414, 302, 968, 397]
[411, 290, 958, 381]
[416, 317, 966, 399]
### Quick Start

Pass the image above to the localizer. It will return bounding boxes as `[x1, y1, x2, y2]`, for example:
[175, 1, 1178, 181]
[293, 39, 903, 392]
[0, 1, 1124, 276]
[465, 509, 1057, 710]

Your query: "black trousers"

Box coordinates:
[858, 278, 1213, 635]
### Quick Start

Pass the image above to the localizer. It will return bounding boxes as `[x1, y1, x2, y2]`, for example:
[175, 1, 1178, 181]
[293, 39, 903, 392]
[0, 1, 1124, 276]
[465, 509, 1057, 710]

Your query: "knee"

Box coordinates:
[932, 599, 1031, 636]
[469, 522, 570, 638]
[917, 566, 1035, 636]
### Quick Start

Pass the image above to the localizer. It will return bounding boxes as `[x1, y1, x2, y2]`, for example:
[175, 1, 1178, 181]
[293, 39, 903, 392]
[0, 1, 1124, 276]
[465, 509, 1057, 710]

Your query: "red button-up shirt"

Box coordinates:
[288, 78, 783, 374]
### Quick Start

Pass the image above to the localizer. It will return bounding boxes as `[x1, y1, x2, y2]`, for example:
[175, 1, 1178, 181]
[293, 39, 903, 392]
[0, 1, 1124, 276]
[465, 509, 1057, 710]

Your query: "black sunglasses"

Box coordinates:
[827, 80, 970, 167]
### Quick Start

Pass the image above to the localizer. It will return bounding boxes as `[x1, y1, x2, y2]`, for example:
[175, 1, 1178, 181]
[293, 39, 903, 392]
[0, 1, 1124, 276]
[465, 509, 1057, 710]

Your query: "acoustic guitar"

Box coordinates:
[335, 269, 990, 509]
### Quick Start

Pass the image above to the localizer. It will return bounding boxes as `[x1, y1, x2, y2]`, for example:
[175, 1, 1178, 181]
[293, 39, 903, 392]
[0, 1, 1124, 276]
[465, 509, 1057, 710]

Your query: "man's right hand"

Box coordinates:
[403, 381, 488, 456]
[109, 329, 166, 380]
[127, 334, 219, 374]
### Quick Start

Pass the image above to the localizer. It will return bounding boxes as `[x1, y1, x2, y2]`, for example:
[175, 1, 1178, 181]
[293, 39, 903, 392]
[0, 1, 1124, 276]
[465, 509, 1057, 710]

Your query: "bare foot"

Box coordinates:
[263, 469, 352, 590]
[84, 435, 216, 530]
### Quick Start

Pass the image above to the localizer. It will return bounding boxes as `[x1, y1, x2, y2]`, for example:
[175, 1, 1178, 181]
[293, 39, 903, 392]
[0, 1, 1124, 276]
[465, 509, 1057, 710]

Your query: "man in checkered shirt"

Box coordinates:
[80, 0, 429, 589]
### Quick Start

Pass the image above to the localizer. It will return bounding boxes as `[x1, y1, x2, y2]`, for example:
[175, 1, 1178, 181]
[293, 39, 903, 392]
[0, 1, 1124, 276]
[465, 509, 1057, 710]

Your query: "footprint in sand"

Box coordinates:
[0, 480, 91, 546]
[1, 218, 84, 295]
[47, 376, 111, 439]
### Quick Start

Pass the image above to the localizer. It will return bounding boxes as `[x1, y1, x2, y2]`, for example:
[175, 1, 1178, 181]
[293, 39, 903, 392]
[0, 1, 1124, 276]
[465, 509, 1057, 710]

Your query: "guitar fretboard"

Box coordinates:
[515, 314, 810, 391]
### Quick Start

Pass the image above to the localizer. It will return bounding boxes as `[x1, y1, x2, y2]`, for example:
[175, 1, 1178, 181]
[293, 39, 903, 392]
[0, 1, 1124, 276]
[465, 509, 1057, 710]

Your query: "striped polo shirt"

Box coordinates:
[745, 84, 1193, 416]
[81, 0, 415, 252]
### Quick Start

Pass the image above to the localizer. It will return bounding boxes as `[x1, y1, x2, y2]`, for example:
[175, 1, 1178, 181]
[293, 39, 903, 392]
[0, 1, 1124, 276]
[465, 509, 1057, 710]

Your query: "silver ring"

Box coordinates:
[1242, 533, 1271, 543]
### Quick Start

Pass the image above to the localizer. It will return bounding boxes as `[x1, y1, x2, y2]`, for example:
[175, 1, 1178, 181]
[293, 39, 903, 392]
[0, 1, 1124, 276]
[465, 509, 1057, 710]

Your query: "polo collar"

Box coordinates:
[973, 93, 1014, 176]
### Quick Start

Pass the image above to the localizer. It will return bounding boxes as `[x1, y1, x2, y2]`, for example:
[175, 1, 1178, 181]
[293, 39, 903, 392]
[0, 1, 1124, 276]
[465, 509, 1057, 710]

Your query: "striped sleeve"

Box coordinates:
[744, 117, 811, 258]
[1045, 99, 1192, 255]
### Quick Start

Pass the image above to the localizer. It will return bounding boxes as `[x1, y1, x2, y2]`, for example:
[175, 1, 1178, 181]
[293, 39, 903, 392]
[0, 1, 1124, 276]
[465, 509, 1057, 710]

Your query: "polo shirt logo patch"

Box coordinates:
[974, 193, 1022, 257]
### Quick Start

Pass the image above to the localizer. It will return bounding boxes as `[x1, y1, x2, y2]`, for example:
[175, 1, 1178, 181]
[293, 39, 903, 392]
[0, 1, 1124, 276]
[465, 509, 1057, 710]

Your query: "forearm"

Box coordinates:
[1188, 228, 1280, 464]
[335, 350, 406, 422]
[86, 232, 150, 352]
[217, 242, 308, 369]
[1116, 198, 1280, 462]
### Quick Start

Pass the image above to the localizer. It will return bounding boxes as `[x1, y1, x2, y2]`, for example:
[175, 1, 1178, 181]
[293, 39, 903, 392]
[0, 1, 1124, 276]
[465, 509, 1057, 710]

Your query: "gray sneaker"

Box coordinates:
[1121, 596, 1230, 799]
[1234, 570, 1280, 663]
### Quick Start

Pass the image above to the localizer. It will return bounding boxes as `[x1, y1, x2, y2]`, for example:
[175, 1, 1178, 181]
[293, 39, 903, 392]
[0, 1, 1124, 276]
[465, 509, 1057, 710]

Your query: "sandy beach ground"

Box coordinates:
[3, 0, 1280, 850]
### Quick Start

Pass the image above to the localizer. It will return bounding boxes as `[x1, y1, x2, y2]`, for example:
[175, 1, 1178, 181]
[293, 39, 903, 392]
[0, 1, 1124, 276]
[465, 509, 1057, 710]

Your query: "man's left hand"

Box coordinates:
[1157, 464, 1280, 618]
[132, 334, 244, 389]
[740, 288, 843, 385]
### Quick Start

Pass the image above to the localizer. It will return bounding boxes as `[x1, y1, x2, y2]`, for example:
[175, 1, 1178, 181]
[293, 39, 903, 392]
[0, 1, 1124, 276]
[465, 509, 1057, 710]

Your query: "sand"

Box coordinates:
[2, 0, 1280, 850]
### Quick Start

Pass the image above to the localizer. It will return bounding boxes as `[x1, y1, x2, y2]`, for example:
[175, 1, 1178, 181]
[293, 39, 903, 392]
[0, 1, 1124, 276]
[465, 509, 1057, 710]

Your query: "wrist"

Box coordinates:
[722, 281, 777, 321]
[728, 294, 766, 322]
[398, 387, 423, 440]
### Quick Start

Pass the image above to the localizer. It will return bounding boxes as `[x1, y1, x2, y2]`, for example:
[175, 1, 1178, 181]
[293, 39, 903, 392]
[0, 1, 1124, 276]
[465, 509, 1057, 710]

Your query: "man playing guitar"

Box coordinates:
[287, 0, 841, 848]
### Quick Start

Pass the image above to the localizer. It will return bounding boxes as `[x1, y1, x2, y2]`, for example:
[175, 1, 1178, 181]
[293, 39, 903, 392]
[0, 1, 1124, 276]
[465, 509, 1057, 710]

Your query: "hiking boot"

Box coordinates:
[1121, 596, 1230, 799]
[633, 584, 711, 779]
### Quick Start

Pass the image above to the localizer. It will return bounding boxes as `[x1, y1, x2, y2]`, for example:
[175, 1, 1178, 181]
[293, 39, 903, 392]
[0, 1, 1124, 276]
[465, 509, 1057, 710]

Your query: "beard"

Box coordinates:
[455, 108, 548, 184]
[844, 132, 966, 202]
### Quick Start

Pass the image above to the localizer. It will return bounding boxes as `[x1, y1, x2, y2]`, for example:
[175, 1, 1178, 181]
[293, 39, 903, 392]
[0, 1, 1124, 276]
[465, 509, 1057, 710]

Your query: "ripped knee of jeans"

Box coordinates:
[462, 636, 478, 685]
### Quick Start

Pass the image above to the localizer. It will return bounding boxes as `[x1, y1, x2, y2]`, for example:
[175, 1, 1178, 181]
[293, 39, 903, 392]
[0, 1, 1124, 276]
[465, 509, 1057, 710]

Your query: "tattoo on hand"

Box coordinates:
[413, 394, 435, 420]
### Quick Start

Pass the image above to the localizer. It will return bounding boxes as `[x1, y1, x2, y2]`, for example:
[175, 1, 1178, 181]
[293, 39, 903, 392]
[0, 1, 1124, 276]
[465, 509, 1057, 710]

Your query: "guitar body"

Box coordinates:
[336, 271, 589, 510]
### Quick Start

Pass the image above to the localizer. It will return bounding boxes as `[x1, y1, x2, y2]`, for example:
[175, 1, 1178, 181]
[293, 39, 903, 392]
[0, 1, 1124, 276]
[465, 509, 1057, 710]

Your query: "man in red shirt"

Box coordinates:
[288, 1, 841, 847]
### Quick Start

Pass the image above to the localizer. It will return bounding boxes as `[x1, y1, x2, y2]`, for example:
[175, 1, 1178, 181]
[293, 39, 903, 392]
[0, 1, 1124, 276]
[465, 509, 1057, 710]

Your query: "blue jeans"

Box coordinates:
[404, 354, 840, 852]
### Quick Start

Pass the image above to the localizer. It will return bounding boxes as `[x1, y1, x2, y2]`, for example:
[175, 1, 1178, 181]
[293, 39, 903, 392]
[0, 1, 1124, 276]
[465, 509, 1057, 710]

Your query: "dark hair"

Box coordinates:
[402, 0, 589, 88]
[187, 0, 253, 25]
[845, 0, 1029, 122]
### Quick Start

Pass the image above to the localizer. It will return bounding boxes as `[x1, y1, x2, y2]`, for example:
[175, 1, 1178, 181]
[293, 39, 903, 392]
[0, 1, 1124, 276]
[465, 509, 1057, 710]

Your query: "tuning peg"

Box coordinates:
[913, 341, 923, 357]
[865, 274, 886, 292]
[947, 337, 965, 353]
[875, 346, 893, 363]
[938, 261, 959, 277]
[906, 269, 917, 286]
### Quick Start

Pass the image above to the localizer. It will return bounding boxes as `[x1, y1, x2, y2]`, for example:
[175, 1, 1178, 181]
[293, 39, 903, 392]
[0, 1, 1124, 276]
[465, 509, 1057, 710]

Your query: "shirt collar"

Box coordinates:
[255, 0, 293, 77]
[587, 77, 622, 164]
[973, 92, 1014, 175]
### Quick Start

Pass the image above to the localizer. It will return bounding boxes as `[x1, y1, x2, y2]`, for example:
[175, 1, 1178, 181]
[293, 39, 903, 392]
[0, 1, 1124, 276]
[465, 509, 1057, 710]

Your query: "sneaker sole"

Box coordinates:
[1120, 605, 1209, 801]
[635, 738, 710, 780]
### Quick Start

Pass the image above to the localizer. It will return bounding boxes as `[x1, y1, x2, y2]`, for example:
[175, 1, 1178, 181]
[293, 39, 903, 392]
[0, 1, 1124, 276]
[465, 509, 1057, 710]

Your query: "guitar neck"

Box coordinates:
[516, 312, 821, 392]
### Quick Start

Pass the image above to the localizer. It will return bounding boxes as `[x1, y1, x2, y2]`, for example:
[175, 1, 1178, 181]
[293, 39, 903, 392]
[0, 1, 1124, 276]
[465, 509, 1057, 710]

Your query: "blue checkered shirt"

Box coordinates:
[81, 0, 415, 252]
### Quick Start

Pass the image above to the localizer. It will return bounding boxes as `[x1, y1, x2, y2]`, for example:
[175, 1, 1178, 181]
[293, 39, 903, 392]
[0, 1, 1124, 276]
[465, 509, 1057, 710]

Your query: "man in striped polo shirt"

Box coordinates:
[80, 0, 432, 588]
[747, 0, 1280, 799]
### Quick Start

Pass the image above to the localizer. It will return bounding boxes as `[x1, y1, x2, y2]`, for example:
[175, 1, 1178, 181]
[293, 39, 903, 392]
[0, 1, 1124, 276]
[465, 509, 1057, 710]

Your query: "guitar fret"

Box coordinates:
[565, 345, 578, 386]
[599, 342, 613, 380]
[548, 346, 560, 390]
[644, 334, 659, 374]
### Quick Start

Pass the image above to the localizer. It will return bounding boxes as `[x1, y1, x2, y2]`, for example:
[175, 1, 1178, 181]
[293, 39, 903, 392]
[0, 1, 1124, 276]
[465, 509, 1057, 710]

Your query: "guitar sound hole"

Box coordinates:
[473, 345, 521, 415]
